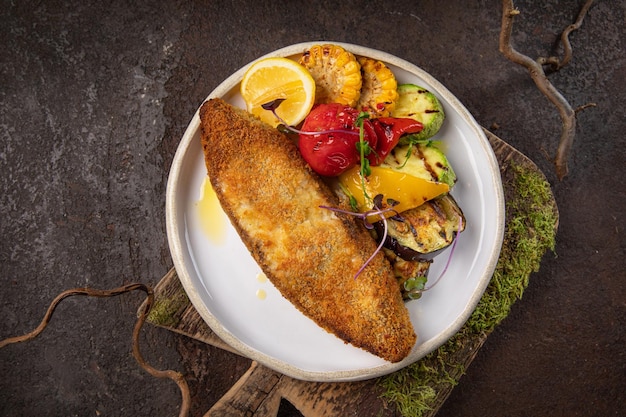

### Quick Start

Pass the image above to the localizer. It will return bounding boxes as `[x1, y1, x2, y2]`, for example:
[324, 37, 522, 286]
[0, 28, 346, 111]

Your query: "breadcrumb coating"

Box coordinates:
[199, 98, 416, 362]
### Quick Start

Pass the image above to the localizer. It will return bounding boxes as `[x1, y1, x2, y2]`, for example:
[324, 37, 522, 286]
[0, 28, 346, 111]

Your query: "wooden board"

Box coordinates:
[145, 130, 558, 416]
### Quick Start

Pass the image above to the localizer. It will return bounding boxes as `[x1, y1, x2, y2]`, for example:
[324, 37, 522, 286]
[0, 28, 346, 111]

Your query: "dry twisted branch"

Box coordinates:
[499, 0, 595, 180]
[0, 283, 191, 417]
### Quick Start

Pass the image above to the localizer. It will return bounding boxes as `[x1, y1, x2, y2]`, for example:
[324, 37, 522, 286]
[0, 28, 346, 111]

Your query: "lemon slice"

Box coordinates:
[240, 57, 316, 127]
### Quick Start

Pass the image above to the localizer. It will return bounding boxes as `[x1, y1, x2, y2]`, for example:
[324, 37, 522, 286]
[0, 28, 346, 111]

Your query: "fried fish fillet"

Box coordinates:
[199, 98, 416, 362]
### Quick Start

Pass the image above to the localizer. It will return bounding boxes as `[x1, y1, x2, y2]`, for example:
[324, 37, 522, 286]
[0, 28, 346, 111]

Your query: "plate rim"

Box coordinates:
[166, 41, 505, 382]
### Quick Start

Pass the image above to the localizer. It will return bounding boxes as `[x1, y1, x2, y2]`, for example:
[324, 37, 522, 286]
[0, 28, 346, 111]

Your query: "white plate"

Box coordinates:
[166, 42, 505, 381]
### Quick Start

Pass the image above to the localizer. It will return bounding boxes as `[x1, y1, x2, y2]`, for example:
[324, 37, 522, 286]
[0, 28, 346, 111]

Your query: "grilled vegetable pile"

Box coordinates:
[242, 43, 465, 300]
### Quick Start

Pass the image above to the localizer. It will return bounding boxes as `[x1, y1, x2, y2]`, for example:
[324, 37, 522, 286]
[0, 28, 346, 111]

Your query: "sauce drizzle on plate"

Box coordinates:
[196, 176, 226, 244]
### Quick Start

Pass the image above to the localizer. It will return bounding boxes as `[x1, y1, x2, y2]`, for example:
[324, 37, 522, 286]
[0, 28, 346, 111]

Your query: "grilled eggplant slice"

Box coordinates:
[387, 194, 465, 255]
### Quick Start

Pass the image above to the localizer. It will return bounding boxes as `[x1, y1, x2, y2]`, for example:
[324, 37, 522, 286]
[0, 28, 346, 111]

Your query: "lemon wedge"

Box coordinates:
[240, 57, 316, 127]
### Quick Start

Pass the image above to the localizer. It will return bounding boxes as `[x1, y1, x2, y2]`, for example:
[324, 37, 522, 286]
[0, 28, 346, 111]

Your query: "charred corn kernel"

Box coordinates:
[356, 57, 398, 118]
[299, 44, 362, 107]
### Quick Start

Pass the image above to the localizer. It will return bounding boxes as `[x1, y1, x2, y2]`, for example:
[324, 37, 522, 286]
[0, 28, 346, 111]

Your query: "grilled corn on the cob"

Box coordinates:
[356, 56, 398, 117]
[299, 44, 362, 107]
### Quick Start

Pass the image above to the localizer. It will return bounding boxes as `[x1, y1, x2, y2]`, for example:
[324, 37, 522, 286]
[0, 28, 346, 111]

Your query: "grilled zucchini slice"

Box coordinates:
[381, 142, 457, 187]
[391, 84, 445, 140]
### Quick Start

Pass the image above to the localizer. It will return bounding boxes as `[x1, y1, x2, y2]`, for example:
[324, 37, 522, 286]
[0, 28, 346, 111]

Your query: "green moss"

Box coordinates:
[378, 361, 438, 415]
[146, 288, 189, 328]
[378, 161, 558, 416]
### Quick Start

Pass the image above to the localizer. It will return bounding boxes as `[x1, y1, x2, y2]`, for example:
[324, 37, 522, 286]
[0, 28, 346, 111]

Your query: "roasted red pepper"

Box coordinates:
[369, 117, 423, 165]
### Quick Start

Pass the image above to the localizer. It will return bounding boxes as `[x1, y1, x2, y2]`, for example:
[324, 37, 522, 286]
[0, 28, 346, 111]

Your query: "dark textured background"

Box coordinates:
[1, 1, 624, 416]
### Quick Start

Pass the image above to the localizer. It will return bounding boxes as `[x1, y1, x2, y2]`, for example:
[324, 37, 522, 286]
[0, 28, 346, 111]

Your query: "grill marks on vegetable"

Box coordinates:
[415, 146, 440, 181]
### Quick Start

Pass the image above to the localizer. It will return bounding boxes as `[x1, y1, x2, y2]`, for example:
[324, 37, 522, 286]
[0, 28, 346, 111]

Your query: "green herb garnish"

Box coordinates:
[355, 111, 373, 204]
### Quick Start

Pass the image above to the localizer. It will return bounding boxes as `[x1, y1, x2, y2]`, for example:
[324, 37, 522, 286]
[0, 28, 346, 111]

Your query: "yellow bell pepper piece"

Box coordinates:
[338, 165, 449, 215]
